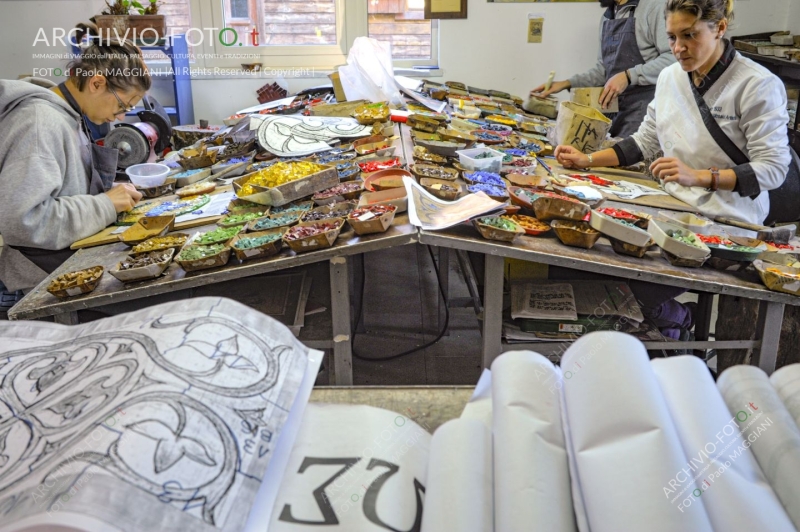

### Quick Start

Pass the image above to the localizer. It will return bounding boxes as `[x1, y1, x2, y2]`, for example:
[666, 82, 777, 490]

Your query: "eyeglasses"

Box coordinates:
[109, 86, 136, 115]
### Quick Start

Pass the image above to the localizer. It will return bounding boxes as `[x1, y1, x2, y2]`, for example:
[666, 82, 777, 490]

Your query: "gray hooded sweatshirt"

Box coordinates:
[0, 78, 117, 290]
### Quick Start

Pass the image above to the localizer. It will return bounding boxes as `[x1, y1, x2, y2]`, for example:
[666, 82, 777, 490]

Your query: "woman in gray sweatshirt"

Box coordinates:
[0, 23, 150, 290]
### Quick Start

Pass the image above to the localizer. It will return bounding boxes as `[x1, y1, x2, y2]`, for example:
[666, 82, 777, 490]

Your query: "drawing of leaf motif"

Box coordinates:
[215, 336, 238, 357]
[128, 420, 217, 474]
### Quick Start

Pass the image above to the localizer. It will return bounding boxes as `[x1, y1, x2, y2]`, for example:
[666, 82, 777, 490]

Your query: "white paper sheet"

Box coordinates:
[420, 419, 492, 532]
[268, 404, 431, 531]
[652, 356, 794, 531]
[460, 369, 493, 428]
[242, 349, 324, 532]
[403, 177, 506, 231]
[560, 332, 714, 532]
[491, 351, 576, 532]
[770, 363, 800, 428]
[174, 190, 236, 223]
[238, 96, 297, 115]
[717, 365, 800, 528]
[0, 298, 308, 532]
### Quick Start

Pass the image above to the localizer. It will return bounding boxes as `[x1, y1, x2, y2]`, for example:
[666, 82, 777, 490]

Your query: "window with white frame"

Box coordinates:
[155, 0, 437, 70]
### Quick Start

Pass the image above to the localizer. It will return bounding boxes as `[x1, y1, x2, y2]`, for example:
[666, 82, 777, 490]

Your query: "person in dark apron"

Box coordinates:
[532, 0, 675, 138]
[0, 22, 149, 288]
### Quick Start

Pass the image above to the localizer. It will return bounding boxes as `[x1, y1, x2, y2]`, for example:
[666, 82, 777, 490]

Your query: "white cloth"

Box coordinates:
[632, 54, 791, 225]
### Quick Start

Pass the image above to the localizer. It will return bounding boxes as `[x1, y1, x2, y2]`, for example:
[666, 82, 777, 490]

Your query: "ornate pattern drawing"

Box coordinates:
[404, 178, 505, 231]
[0, 298, 307, 532]
[257, 116, 370, 157]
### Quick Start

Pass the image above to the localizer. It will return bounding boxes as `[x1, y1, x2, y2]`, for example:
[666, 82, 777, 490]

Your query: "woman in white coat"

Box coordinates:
[552, 0, 797, 340]
[555, 0, 797, 226]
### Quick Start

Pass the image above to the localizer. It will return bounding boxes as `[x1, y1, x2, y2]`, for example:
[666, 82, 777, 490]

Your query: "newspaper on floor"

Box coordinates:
[403, 177, 506, 231]
[0, 298, 313, 532]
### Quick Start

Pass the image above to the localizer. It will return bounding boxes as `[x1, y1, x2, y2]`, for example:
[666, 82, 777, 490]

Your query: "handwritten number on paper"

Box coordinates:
[243, 439, 255, 455]
[260, 429, 273, 443]
[362, 459, 425, 532]
[278, 457, 361, 525]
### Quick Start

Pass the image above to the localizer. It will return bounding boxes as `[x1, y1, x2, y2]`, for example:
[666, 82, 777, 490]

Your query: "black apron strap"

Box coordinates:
[690, 81, 800, 224]
[689, 83, 749, 165]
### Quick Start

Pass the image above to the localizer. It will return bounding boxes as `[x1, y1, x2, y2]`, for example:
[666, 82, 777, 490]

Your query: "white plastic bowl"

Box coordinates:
[126, 163, 170, 188]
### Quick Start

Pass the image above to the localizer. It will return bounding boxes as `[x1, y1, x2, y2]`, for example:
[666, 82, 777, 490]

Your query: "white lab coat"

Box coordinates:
[631, 52, 791, 225]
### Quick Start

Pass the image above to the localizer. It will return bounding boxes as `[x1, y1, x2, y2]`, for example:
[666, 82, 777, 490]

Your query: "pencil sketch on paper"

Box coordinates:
[0, 298, 307, 532]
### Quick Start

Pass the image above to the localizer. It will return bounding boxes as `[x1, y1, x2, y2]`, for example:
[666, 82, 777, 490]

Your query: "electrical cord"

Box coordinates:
[351, 245, 450, 362]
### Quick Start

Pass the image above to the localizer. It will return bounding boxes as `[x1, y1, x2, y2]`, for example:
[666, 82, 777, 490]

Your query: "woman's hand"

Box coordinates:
[555, 145, 590, 169]
[650, 157, 707, 187]
[599, 72, 629, 110]
[530, 80, 571, 99]
[105, 183, 143, 213]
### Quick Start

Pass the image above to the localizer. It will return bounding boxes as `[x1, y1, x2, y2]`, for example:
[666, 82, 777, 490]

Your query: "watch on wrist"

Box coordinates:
[625, 70, 632, 84]
[587, 154, 594, 167]
[708, 167, 720, 191]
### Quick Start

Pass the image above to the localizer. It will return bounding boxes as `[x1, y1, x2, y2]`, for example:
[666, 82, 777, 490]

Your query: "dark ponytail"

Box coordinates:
[67, 21, 151, 93]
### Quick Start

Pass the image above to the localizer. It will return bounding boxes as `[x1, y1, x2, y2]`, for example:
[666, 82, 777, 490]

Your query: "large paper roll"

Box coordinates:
[718, 365, 800, 528]
[561, 332, 713, 532]
[771, 363, 800, 429]
[653, 356, 794, 531]
[491, 351, 576, 532]
[420, 419, 493, 532]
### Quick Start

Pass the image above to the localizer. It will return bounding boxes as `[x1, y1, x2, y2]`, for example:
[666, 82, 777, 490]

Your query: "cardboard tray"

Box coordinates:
[130, 233, 190, 256]
[411, 164, 459, 182]
[551, 220, 601, 249]
[119, 215, 176, 246]
[754, 259, 800, 296]
[229, 228, 287, 261]
[47, 266, 104, 298]
[233, 164, 339, 207]
[660, 248, 707, 268]
[609, 237, 655, 258]
[175, 245, 232, 272]
[137, 178, 176, 199]
[109, 249, 175, 283]
[301, 201, 357, 223]
[472, 217, 524, 243]
[283, 220, 345, 254]
[420, 178, 462, 201]
[217, 208, 269, 228]
[248, 213, 302, 232]
[347, 206, 397, 236]
[532, 195, 590, 222]
[193, 225, 246, 246]
[173, 168, 212, 188]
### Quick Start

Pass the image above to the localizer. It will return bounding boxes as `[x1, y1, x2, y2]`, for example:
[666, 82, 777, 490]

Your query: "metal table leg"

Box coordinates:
[755, 300, 784, 375]
[694, 292, 714, 359]
[329, 256, 353, 385]
[437, 246, 450, 331]
[53, 311, 79, 325]
[482, 254, 504, 370]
